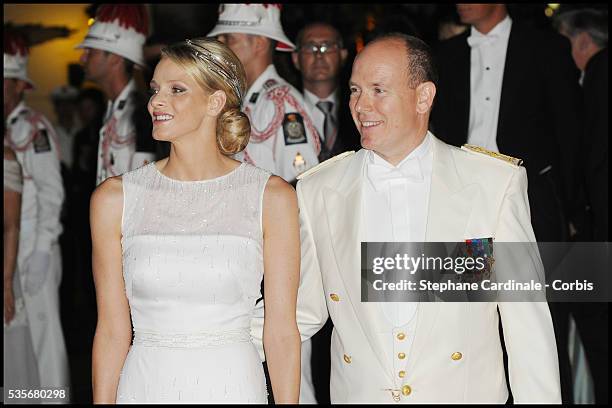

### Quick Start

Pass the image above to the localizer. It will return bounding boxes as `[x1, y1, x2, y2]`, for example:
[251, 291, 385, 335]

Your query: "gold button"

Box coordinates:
[330, 293, 340, 302]
[398, 352, 406, 360]
[451, 352, 463, 361]
[396, 332, 406, 340]
[343, 354, 351, 364]
[402, 385, 412, 396]
[398, 370, 406, 378]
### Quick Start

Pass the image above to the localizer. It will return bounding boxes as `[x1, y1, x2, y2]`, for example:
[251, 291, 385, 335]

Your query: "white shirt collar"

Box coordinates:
[304, 88, 338, 104]
[367, 131, 433, 170]
[304, 88, 339, 117]
[470, 14, 512, 41]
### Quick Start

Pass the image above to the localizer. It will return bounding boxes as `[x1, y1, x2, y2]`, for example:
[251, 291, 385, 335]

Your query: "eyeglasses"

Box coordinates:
[298, 42, 341, 55]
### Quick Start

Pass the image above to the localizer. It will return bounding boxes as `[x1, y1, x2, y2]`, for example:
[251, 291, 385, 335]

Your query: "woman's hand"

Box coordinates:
[4, 281, 15, 324]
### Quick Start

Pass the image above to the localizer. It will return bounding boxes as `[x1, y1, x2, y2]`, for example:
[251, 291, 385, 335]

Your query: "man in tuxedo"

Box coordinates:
[293, 33, 561, 403]
[292, 22, 361, 162]
[430, 9, 583, 400]
[431, 4, 583, 244]
[555, 9, 608, 404]
[556, 8, 608, 242]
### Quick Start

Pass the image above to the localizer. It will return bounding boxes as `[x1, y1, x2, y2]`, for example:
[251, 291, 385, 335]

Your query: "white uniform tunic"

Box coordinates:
[237, 65, 321, 182]
[96, 79, 155, 185]
[5, 101, 70, 398]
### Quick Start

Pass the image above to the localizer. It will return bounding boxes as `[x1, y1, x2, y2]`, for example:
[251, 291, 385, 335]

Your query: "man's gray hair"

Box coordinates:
[554, 8, 608, 49]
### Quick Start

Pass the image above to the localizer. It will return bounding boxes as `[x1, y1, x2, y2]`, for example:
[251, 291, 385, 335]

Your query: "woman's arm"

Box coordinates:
[262, 175, 301, 403]
[90, 177, 132, 403]
[4, 147, 22, 324]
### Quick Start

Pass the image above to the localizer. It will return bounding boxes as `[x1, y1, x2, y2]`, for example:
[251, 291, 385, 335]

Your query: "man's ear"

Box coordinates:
[15, 79, 29, 94]
[576, 31, 592, 52]
[254, 35, 272, 56]
[340, 48, 348, 66]
[291, 51, 301, 71]
[107, 52, 123, 68]
[207, 90, 227, 116]
[415, 81, 436, 114]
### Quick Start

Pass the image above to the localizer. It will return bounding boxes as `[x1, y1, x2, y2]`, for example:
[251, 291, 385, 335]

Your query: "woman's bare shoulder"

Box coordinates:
[90, 176, 124, 218]
[263, 175, 296, 202]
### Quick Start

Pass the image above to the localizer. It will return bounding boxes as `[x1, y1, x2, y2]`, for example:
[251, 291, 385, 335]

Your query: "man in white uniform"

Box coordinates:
[291, 33, 561, 403]
[76, 4, 156, 185]
[209, 3, 321, 183]
[4, 29, 70, 399]
[209, 4, 320, 402]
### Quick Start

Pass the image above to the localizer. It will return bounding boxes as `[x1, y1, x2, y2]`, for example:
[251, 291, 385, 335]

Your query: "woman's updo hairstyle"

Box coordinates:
[161, 38, 250, 155]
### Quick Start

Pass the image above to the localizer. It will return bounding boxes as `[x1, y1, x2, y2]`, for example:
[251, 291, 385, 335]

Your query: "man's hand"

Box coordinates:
[24, 251, 50, 296]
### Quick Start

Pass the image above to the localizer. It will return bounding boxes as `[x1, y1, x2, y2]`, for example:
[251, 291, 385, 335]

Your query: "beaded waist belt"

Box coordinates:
[133, 328, 251, 348]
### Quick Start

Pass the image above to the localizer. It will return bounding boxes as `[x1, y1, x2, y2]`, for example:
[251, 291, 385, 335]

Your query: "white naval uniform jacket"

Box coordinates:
[5, 101, 70, 393]
[96, 79, 155, 185]
[5, 101, 64, 261]
[290, 135, 561, 404]
[236, 65, 321, 182]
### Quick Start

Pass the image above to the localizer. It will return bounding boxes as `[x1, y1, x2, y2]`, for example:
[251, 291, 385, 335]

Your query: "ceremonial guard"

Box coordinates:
[209, 3, 321, 182]
[77, 4, 156, 185]
[4, 29, 70, 398]
[209, 4, 321, 402]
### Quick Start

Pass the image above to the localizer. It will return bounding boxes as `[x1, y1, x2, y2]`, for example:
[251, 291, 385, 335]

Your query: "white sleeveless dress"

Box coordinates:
[116, 161, 270, 404]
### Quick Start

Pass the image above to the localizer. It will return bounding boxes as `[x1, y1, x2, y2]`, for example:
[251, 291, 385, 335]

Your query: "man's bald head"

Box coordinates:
[364, 33, 438, 90]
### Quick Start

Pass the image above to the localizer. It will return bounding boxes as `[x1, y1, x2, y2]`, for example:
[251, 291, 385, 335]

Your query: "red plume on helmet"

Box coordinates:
[4, 26, 34, 88]
[4, 28, 29, 57]
[95, 4, 149, 36]
[76, 4, 148, 66]
[261, 4, 282, 10]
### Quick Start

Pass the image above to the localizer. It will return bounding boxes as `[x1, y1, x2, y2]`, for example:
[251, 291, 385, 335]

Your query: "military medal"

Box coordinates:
[458, 237, 494, 283]
[293, 151, 306, 173]
[283, 113, 307, 145]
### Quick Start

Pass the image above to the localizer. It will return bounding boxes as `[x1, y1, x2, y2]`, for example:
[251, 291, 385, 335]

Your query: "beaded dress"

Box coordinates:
[116, 161, 270, 403]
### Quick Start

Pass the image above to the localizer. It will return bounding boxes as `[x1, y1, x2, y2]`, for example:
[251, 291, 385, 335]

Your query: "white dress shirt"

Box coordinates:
[303, 88, 339, 143]
[467, 15, 513, 152]
[361, 132, 433, 367]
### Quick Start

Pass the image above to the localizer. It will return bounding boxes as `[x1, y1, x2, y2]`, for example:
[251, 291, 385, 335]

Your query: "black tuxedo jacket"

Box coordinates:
[319, 86, 362, 162]
[431, 22, 583, 241]
[301, 86, 362, 162]
[582, 48, 608, 241]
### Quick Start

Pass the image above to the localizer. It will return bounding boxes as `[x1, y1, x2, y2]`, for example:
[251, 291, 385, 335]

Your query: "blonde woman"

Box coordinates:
[90, 38, 300, 403]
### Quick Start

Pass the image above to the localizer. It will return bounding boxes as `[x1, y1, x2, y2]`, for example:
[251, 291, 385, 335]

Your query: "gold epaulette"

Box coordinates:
[461, 144, 523, 166]
[296, 151, 355, 180]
